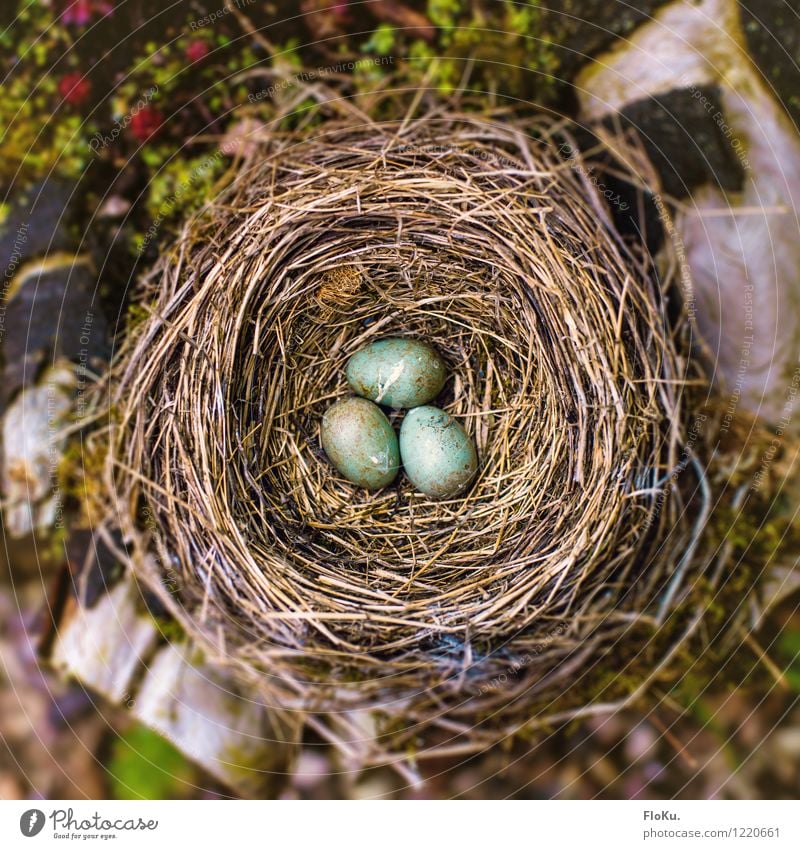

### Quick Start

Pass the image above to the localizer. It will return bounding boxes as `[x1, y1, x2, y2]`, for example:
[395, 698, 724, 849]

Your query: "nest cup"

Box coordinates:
[103, 115, 706, 758]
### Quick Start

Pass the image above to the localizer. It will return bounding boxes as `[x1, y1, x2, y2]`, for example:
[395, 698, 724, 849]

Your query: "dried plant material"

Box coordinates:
[314, 264, 363, 321]
[92, 114, 720, 764]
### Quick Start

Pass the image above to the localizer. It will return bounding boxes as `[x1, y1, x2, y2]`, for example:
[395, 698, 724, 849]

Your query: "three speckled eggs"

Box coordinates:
[320, 338, 478, 498]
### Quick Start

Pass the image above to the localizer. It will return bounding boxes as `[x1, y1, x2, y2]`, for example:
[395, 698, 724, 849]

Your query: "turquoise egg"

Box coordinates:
[399, 406, 477, 499]
[321, 397, 400, 490]
[346, 337, 447, 409]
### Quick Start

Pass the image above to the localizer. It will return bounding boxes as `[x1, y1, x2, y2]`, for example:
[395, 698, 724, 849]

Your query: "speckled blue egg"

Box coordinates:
[321, 397, 400, 490]
[399, 406, 477, 499]
[346, 337, 447, 409]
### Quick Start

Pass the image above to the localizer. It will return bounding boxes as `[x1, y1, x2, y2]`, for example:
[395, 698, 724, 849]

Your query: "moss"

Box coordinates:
[777, 630, 800, 693]
[57, 431, 110, 530]
[153, 616, 186, 645]
[108, 723, 197, 800]
[414, 0, 561, 101]
[363, 24, 397, 56]
[145, 153, 228, 225]
[504, 492, 782, 741]
[0, 60, 94, 184]
[123, 301, 154, 333]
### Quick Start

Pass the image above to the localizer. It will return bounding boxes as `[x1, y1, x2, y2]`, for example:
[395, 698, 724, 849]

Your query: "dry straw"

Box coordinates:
[97, 112, 720, 765]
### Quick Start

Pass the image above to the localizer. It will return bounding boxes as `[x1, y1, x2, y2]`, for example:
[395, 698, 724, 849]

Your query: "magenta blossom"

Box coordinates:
[62, 0, 113, 27]
[130, 107, 164, 143]
[58, 71, 92, 105]
[185, 40, 210, 63]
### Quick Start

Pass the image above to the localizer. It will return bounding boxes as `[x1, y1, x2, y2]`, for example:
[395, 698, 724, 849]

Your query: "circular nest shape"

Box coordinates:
[105, 115, 705, 756]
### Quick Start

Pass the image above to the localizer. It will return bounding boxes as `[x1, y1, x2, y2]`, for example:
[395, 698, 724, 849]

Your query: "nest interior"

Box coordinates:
[102, 115, 709, 756]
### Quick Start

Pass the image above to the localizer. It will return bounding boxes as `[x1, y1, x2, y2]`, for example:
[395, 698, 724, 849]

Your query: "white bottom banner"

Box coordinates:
[0, 800, 797, 847]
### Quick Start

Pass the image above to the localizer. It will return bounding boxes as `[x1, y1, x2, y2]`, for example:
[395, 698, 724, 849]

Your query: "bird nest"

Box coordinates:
[98, 114, 718, 761]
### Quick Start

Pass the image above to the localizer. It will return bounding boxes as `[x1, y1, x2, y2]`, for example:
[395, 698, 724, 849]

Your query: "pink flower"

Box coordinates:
[58, 72, 92, 105]
[130, 107, 164, 143]
[185, 40, 210, 63]
[62, 0, 113, 27]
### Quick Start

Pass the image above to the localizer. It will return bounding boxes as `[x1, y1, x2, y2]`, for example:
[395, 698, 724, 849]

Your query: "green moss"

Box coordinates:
[428, 0, 464, 35]
[144, 152, 228, 230]
[108, 723, 197, 800]
[777, 630, 800, 693]
[153, 616, 186, 645]
[56, 433, 108, 526]
[124, 301, 153, 332]
[363, 24, 397, 56]
[414, 0, 560, 101]
[0, 65, 93, 183]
